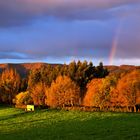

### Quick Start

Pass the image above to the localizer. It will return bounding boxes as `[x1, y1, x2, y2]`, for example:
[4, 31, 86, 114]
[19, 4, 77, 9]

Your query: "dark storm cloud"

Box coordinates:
[0, 17, 140, 61]
[0, 19, 114, 59]
[0, 0, 140, 27]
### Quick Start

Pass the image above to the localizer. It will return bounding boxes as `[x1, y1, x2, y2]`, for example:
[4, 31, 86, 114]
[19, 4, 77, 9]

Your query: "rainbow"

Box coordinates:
[109, 36, 118, 65]
[109, 22, 122, 65]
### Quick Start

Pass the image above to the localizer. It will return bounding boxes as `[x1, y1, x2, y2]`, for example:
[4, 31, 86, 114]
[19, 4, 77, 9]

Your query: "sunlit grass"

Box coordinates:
[0, 106, 140, 140]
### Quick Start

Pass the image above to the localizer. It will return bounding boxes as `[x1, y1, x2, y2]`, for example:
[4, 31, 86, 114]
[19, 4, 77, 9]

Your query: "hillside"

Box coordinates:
[0, 63, 61, 77]
[0, 63, 139, 78]
[104, 65, 140, 75]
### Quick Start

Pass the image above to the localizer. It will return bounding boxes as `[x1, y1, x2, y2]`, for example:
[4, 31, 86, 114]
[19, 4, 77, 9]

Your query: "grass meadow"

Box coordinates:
[0, 106, 140, 140]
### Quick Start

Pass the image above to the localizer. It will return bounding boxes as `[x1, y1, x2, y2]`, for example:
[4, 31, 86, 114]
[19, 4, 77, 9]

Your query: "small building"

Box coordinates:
[26, 105, 34, 111]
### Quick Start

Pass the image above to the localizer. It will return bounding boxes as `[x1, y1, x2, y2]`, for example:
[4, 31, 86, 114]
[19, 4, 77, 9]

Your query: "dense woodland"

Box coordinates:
[0, 61, 140, 112]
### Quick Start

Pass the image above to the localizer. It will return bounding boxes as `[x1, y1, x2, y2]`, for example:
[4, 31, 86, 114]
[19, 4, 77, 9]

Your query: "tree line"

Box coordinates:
[0, 60, 140, 112]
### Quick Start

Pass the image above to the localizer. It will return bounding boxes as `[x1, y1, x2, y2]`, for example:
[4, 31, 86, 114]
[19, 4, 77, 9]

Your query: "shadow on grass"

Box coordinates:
[0, 104, 12, 110]
[0, 111, 28, 122]
[0, 111, 140, 140]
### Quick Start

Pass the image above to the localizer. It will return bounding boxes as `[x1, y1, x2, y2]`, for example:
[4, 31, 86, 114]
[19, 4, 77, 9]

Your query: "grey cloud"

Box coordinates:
[0, 15, 140, 61]
[0, 52, 27, 59]
[0, 0, 140, 27]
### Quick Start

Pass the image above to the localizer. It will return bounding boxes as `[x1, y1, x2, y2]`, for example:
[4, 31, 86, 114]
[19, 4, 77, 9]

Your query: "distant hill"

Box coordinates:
[0, 63, 139, 78]
[104, 65, 140, 75]
[0, 63, 61, 77]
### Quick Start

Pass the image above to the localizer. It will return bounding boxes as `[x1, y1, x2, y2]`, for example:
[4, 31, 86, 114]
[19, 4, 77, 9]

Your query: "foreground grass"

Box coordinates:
[0, 106, 140, 140]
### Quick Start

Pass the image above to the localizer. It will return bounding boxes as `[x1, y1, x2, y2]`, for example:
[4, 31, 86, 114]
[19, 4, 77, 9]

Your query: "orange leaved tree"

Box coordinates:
[0, 68, 21, 104]
[45, 75, 80, 108]
[83, 75, 118, 109]
[14, 91, 33, 107]
[114, 70, 140, 110]
[30, 82, 46, 107]
[83, 79, 103, 107]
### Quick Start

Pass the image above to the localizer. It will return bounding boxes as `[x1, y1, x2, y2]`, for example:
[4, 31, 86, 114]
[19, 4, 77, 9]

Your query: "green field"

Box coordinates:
[0, 106, 140, 140]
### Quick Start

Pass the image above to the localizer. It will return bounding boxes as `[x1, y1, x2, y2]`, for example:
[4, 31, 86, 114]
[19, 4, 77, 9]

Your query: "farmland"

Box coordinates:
[0, 106, 140, 140]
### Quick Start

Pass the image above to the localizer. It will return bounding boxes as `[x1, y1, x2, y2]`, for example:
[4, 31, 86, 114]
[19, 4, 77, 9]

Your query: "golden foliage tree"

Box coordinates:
[45, 76, 80, 108]
[113, 70, 140, 108]
[110, 88, 128, 107]
[30, 82, 46, 106]
[14, 91, 33, 107]
[83, 75, 118, 108]
[98, 75, 118, 108]
[0, 68, 21, 104]
[83, 79, 103, 107]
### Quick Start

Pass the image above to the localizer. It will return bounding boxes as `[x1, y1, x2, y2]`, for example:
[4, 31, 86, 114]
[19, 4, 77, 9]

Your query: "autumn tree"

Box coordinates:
[83, 75, 118, 108]
[28, 69, 42, 88]
[110, 88, 128, 107]
[98, 75, 119, 108]
[14, 91, 33, 107]
[65, 61, 108, 100]
[114, 70, 140, 110]
[46, 76, 80, 108]
[30, 82, 46, 106]
[83, 79, 103, 107]
[0, 68, 21, 104]
[20, 78, 28, 92]
[28, 65, 62, 89]
[28, 61, 108, 95]
[67, 60, 77, 81]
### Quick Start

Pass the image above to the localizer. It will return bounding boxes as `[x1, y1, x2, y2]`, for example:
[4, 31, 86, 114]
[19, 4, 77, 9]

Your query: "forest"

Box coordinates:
[0, 61, 140, 112]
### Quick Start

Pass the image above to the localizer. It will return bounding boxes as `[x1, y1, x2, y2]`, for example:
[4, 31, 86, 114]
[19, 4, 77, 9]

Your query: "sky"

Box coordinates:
[0, 0, 140, 65]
